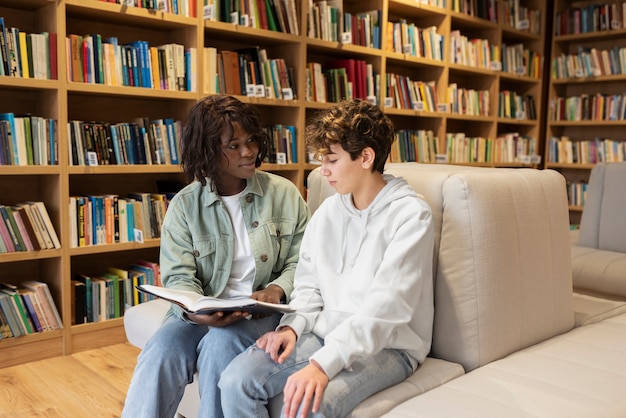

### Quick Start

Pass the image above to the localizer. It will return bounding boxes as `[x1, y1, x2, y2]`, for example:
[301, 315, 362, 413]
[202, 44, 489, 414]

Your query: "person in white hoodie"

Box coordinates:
[219, 99, 435, 418]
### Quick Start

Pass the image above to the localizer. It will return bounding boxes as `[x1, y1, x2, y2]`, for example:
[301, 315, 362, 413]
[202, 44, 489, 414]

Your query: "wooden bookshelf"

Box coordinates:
[0, 0, 551, 367]
[545, 0, 626, 225]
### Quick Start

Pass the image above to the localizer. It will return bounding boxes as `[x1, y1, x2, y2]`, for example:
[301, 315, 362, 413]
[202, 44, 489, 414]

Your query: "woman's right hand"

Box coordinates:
[187, 310, 248, 327]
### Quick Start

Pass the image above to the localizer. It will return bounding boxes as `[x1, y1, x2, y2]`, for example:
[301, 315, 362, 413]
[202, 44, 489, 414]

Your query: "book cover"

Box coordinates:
[0, 205, 25, 251]
[71, 280, 87, 325]
[0, 284, 34, 334]
[74, 274, 94, 322]
[136, 284, 295, 315]
[26, 201, 61, 249]
[21, 280, 63, 330]
[0, 303, 13, 338]
[0, 292, 25, 337]
[10, 207, 35, 251]
[18, 288, 43, 332]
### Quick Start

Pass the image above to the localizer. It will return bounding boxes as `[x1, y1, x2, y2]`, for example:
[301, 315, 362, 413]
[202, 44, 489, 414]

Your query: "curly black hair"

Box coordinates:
[305, 99, 395, 173]
[180, 95, 269, 188]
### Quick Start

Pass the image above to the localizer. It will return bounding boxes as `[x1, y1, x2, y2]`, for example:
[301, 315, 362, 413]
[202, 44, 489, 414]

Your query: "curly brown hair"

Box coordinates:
[180, 95, 269, 187]
[305, 99, 394, 173]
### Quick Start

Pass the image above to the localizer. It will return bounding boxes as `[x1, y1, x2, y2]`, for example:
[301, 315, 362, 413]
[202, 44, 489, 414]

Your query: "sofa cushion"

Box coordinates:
[578, 163, 626, 253]
[572, 244, 626, 298]
[381, 312, 626, 417]
[380, 164, 575, 372]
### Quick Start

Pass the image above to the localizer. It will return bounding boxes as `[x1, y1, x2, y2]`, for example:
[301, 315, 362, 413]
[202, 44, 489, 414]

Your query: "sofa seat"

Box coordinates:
[124, 299, 465, 418]
[573, 292, 626, 327]
[382, 312, 626, 418]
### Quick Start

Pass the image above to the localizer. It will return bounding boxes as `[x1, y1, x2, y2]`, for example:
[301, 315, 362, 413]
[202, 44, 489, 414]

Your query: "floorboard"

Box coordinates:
[0, 343, 140, 417]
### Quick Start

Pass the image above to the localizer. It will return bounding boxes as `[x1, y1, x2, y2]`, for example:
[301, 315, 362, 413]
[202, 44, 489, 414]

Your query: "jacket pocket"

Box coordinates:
[193, 238, 216, 258]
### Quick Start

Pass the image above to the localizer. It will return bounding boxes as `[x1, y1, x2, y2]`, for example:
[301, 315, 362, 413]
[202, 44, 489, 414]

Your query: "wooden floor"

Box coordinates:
[0, 343, 140, 417]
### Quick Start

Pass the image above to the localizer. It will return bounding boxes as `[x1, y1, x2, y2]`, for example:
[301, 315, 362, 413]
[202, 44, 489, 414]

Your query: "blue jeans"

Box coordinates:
[122, 313, 281, 418]
[219, 333, 414, 418]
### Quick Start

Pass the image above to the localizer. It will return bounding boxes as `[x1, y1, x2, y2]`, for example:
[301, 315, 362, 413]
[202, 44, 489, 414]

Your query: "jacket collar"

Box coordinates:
[201, 171, 264, 206]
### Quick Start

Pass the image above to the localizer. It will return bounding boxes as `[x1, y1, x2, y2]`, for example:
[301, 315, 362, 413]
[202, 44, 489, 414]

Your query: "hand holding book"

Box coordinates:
[136, 284, 295, 315]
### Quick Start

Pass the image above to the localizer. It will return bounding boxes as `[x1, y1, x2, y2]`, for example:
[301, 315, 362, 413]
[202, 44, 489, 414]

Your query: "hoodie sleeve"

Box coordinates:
[310, 199, 434, 379]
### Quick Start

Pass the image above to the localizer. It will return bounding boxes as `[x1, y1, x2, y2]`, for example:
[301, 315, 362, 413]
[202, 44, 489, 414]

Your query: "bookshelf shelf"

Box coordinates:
[0, 0, 551, 367]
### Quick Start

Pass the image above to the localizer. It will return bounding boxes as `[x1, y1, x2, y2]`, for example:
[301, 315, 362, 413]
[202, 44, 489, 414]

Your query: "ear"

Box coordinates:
[361, 147, 376, 169]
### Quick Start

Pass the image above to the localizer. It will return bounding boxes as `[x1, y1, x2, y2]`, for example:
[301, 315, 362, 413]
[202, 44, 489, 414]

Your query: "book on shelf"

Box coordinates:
[71, 279, 87, 325]
[0, 292, 26, 337]
[136, 284, 295, 315]
[25, 201, 61, 249]
[21, 280, 63, 330]
[0, 204, 31, 252]
[0, 284, 33, 335]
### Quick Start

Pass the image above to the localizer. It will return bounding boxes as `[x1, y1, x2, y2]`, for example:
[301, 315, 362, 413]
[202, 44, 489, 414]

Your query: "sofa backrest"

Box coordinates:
[306, 163, 574, 372]
[577, 162, 626, 253]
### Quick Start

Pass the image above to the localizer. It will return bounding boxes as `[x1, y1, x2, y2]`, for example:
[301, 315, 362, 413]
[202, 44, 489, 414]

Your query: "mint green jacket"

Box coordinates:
[160, 170, 310, 320]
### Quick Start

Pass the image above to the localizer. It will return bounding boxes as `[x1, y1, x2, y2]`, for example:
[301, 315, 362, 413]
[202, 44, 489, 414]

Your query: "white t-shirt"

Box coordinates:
[220, 191, 255, 299]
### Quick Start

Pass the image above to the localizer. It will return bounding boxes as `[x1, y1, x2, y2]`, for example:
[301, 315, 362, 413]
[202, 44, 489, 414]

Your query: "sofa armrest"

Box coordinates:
[572, 245, 626, 299]
[124, 299, 171, 349]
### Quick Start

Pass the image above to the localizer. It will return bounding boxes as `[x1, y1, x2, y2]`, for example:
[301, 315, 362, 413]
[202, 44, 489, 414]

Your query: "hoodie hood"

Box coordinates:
[335, 174, 418, 272]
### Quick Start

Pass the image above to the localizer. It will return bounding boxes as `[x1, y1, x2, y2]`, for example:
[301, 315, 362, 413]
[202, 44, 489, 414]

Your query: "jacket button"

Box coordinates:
[260, 255, 268, 262]
[193, 250, 200, 257]
[246, 195, 253, 203]
[252, 221, 259, 228]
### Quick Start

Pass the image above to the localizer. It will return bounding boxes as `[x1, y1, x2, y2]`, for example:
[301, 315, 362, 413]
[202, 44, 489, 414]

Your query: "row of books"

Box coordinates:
[549, 94, 626, 122]
[72, 261, 161, 325]
[0, 113, 58, 166]
[68, 117, 181, 167]
[499, 0, 542, 34]
[551, 46, 626, 80]
[497, 91, 537, 120]
[388, 130, 539, 165]
[450, 31, 496, 70]
[386, 22, 444, 61]
[341, 10, 381, 49]
[204, 0, 299, 35]
[444, 132, 539, 164]
[0, 281, 63, 339]
[205, 46, 296, 100]
[99, 0, 197, 17]
[305, 59, 376, 104]
[567, 181, 588, 207]
[0, 201, 61, 254]
[389, 129, 440, 164]
[69, 192, 175, 248]
[0, 18, 57, 80]
[547, 136, 626, 164]
[446, 85, 490, 117]
[501, 43, 544, 79]
[385, 75, 438, 112]
[306, 0, 344, 42]
[555, 2, 626, 36]
[67, 34, 195, 92]
[263, 125, 298, 164]
[308, 4, 380, 48]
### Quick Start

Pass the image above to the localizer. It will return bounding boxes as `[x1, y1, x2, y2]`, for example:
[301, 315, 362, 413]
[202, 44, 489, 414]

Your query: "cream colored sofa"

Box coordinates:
[124, 163, 626, 417]
[571, 162, 626, 300]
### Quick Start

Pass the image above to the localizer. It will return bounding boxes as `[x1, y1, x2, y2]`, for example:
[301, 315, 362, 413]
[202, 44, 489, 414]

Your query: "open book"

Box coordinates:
[136, 284, 295, 315]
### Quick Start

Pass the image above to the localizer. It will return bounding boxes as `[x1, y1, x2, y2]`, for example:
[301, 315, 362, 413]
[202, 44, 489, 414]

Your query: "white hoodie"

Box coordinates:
[279, 174, 435, 380]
